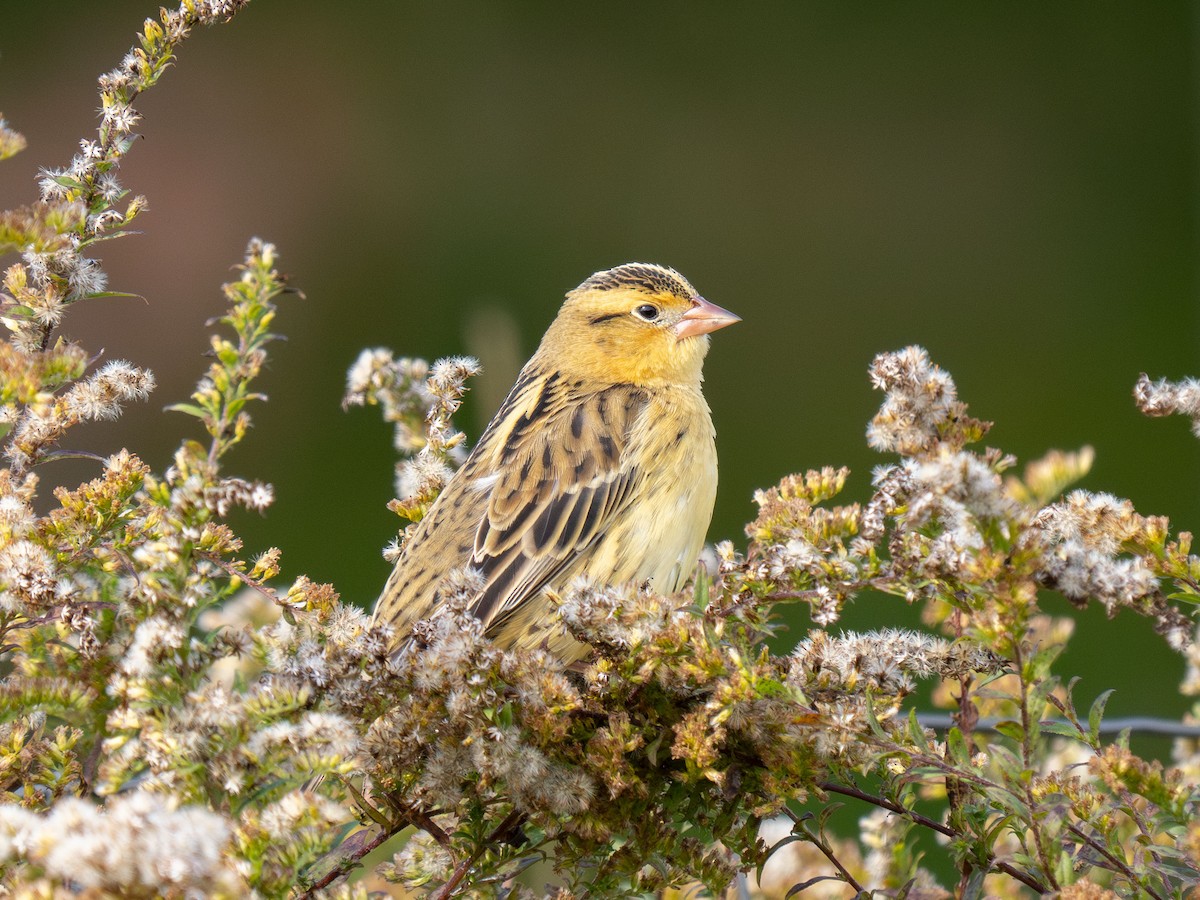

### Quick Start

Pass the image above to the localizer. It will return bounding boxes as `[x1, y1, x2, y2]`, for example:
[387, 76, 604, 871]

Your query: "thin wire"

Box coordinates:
[917, 713, 1200, 738]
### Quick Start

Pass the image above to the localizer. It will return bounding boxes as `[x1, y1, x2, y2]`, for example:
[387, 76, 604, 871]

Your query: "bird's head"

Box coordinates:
[542, 263, 740, 387]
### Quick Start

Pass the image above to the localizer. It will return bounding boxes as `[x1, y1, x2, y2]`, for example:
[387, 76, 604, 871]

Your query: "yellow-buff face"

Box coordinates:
[539, 265, 739, 387]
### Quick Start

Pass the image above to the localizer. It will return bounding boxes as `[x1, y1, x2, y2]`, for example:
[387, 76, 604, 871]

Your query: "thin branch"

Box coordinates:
[1012, 640, 1059, 891]
[295, 799, 454, 897]
[408, 809, 451, 847]
[916, 713, 1200, 738]
[296, 826, 398, 898]
[762, 589, 828, 603]
[198, 551, 286, 606]
[795, 821, 864, 894]
[0, 600, 117, 635]
[817, 781, 1047, 894]
[1066, 823, 1166, 900]
[429, 809, 523, 900]
[34, 448, 110, 465]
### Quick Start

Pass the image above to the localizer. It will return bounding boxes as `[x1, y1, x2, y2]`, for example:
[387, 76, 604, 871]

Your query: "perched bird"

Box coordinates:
[373, 263, 739, 663]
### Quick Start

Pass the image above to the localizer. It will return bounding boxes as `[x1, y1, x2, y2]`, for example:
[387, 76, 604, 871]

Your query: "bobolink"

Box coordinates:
[373, 263, 739, 662]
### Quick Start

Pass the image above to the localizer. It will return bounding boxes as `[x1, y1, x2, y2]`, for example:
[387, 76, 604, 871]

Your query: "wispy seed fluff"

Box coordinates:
[867, 345, 958, 455]
[119, 615, 186, 678]
[64, 360, 155, 421]
[790, 629, 1003, 695]
[343, 349, 428, 411]
[203, 476, 275, 516]
[1034, 490, 1165, 555]
[0, 539, 59, 613]
[1032, 490, 1163, 613]
[1134, 373, 1200, 437]
[255, 791, 348, 842]
[427, 355, 482, 407]
[1039, 540, 1158, 614]
[396, 453, 454, 506]
[0, 793, 237, 894]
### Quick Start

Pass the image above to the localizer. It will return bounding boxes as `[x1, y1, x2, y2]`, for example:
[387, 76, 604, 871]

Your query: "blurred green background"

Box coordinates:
[2, 3, 1197, 729]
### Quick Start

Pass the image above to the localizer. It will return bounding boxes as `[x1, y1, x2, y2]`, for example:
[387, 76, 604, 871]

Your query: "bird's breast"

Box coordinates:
[580, 387, 718, 591]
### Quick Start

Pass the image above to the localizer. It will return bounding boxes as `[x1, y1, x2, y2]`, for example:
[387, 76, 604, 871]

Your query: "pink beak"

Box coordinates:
[675, 296, 741, 341]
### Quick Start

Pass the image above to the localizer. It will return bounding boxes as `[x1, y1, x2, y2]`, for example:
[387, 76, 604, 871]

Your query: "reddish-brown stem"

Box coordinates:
[817, 781, 1047, 893]
[405, 807, 451, 847]
[198, 552, 285, 607]
[296, 826, 398, 898]
[782, 809, 864, 894]
[429, 809, 523, 900]
[1011, 640, 1059, 891]
[1065, 823, 1165, 900]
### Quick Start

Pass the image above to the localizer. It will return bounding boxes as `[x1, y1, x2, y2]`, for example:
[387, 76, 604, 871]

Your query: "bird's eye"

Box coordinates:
[633, 304, 660, 321]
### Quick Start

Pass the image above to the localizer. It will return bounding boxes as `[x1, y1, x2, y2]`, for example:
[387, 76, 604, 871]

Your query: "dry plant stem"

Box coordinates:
[804, 833, 865, 894]
[1113, 790, 1169, 885]
[1065, 822, 1165, 900]
[783, 810, 865, 894]
[951, 651, 980, 895]
[297, 826, 398, 897]
[298, 795, 454, 897]
[429, 809, 523, 900]
[81, 721, 105, 790]
[1, 600, 115, 634]
[198, 552, 283, 605]
[1011, 640, 1059, 891]
[817, 781, 1048, 893]
[402, 807, 451, 847]
[762, 575, 898, 607]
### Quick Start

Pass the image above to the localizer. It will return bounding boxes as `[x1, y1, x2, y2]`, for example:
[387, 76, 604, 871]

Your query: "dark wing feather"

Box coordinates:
[468, 380, 648, 633]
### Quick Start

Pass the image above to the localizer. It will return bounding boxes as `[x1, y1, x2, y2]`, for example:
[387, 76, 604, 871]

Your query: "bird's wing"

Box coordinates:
[468, 380, 649, 634]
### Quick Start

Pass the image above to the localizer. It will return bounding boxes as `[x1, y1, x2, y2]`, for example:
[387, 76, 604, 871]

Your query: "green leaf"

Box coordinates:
[1088, 689, 1115, 745]
[77, 228, 142, 247]
[645, 729, 665, 767]
[1166, 591, 1200, 604]
[946, 727, 972, 767]
[82, 290, 144, 301]
[46, 174, 82, 190]
[864, 691, 887, 738]
[993, 720, 1024, 742]
[693, 566, 709, 607]
[982, 813, 1015, 848]
[165, 402, 212, 420]
[337, 777, 391, 828]
[785, 875, 845, 897]
[816, 802, 843, 829]
[907, 709, 930, 750]
[1038, 720, 1082, 740]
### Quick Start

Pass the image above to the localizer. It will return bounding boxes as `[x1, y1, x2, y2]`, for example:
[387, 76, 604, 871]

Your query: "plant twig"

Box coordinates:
[790, 817, 864, 893]
[916, 713, 1200, 738]
[408, 808, 452, 847]
[1012, 640, 1059, 891]
[818, 781, 1047, 893]
[1, 600, 117, 637]
[34, 449, 110, 465]
[429, 809, 523, 900]
[296, 826, 398, 898]
[198, 552, 285, 606]
[1066, 823, 1166, 900]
